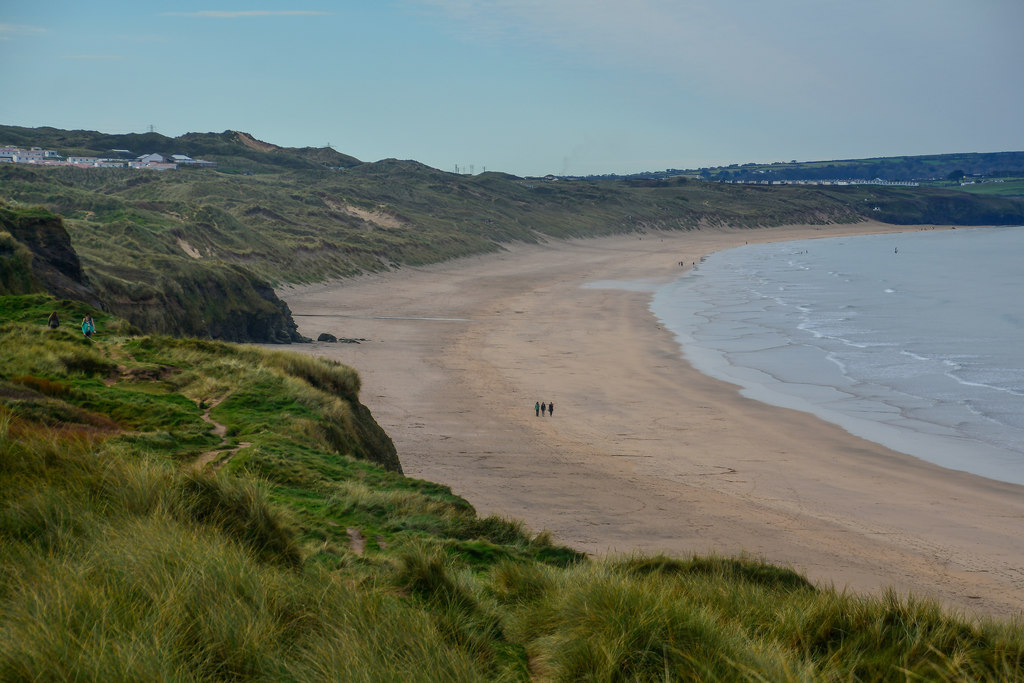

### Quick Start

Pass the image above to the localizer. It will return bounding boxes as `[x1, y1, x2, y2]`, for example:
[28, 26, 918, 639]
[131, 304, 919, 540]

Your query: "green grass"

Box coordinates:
[3, 296, 1024, 681]
[949, 178, 1024, 199]
[3, 129, 1023, 343]
[4, 161, 1017, 295]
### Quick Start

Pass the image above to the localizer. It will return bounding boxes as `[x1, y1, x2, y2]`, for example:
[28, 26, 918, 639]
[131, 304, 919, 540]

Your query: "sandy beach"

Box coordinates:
[279, 223, 1024, 619]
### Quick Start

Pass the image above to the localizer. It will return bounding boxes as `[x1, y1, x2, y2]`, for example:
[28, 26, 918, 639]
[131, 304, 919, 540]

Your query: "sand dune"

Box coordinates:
[279, 223, 1024, 619]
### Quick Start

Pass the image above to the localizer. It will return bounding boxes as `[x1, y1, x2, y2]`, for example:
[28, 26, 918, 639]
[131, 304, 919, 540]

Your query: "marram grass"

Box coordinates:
[3, 300, 1024, 681]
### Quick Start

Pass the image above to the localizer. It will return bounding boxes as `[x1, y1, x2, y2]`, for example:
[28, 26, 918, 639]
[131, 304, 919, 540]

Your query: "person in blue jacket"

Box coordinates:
[81, 315, 96, 338]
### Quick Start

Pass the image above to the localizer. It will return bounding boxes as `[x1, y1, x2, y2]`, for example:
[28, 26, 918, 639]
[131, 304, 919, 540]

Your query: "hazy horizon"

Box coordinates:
[2, 1, 1022, 177]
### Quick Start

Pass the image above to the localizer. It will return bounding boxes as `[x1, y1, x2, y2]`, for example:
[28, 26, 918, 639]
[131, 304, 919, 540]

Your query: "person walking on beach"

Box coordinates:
[81, 315, 95, 339]
[535, 401, 540, 417]
[47, 311, 60, 329]
[541, 402, 547, 416]
[548, 401, 554, 417]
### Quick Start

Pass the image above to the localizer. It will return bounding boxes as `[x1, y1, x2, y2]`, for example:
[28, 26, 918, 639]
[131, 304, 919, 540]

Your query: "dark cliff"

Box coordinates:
[86, 258, 308, 343]
[0, 202, 102, 306]
[0, 202, 306, 343]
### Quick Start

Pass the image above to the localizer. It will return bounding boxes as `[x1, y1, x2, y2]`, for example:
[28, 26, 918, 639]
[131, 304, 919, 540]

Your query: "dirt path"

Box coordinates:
[190, 398, 251, 473]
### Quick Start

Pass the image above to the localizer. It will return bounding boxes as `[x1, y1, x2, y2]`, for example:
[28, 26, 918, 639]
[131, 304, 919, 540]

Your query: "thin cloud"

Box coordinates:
[410, 0, 1022, 117]
[114, 34, 169, 43]
[161, 11, 333, 18]
[0, 23, 47, 36]
[409, 0, 817, 97]
[63, 55, 124, 60]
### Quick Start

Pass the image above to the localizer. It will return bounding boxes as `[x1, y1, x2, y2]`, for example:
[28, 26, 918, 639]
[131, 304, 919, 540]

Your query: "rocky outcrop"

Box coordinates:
[0, 202, 307, 343]
[89, 260, 309, 343]
[0, 203, 102, 306]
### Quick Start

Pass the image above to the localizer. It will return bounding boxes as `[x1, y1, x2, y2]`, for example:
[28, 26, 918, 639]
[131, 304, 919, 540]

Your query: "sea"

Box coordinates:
[649, 226, 1024, 486]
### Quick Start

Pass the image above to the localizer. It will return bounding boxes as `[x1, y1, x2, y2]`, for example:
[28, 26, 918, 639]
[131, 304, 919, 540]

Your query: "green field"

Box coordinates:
[682, 151, 1024, 185]
[949, 179, 1024, 199]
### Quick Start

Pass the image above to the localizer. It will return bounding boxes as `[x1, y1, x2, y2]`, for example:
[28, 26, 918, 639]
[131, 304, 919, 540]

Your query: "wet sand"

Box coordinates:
[279, 223, 1024, 619]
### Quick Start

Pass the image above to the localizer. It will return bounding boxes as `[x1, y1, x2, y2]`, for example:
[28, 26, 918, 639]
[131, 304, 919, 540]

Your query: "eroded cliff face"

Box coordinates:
[0, 202, 306, 343]
[86, 261, 308, 343]
[0, 204, 102, 306]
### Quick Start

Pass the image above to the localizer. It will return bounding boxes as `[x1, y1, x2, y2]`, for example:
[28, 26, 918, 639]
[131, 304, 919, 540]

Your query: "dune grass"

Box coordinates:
[2, 297, 1024, 681]
[5, 144, 1023, 344]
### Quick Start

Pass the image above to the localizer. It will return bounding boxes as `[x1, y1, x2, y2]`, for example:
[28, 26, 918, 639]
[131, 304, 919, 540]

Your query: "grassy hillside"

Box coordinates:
[5, 162, 1022, 287]
[0, 200, 305, 343]
[2, 126, 1024, 343]
[943, 178, 1024, 199]
[0, 125, 362, 173]
[683, 151, 1024, 184]
[2, 296, 1024, 681]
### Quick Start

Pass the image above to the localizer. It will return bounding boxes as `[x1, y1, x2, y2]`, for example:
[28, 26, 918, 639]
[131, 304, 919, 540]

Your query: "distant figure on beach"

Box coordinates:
[548, 401, 554, 417]
[541, 402, 547, 416]
[894, 247, 898, 254]
[47, 311, 60, 329]
[81, 315, 95, 339]
[535, 401, 540, 417]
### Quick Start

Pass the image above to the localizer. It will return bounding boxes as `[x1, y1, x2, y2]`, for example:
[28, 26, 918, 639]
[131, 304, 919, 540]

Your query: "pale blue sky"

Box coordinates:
[2, 1, 1022, 176]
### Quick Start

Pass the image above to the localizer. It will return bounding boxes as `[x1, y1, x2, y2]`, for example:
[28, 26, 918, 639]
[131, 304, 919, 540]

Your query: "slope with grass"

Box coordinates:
[3, 126, 1024, 343]
[2, 296, 1023, 681]
[0, 199, 306, 343]
[693, 151, 1024, 183]
[0, 201, 101, 307]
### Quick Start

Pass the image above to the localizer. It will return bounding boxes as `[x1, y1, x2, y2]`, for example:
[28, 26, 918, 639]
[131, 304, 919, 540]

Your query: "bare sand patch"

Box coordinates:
[177, 238, 201, 259]
[320, 196, 406, 228]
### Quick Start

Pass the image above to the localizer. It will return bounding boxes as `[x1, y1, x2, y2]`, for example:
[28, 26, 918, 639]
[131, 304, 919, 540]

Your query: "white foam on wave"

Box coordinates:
[650, 226, 1024, 486]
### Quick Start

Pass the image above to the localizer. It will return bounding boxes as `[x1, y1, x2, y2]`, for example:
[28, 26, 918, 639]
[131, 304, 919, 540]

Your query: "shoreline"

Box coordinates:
[279, 222, 1024, 618]
[650, 227, 1024, 489]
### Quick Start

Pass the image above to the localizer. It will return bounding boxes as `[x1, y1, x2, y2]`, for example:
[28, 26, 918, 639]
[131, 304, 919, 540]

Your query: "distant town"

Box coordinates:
[0, 145, 215, 170]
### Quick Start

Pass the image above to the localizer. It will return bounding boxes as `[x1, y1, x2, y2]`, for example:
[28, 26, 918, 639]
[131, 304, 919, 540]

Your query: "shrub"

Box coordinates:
[11, 375, 70, 398]
[262, 350, 361, 399]
[617, 553, 815, 592]
[174, 472, 302, 568]
[59, 347, 115, 376]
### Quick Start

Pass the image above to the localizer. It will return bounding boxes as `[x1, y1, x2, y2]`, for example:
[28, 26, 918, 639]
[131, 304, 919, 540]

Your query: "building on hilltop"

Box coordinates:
[66, 156, 102, 167]
[171, 154, 217, 168]
[1, 145, 196, 170]
[0, 146, 61, 163]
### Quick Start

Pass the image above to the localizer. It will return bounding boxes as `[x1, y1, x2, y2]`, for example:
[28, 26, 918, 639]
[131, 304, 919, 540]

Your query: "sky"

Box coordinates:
[2, 1, 1023, 177]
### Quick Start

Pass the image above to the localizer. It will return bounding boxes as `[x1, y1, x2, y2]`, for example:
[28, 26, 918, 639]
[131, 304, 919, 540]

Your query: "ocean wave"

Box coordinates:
[650, 226, 1024, 485]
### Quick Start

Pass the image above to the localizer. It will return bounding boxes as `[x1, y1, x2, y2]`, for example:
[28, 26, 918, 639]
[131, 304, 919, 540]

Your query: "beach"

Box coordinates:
[279, 222, 1024, 619]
